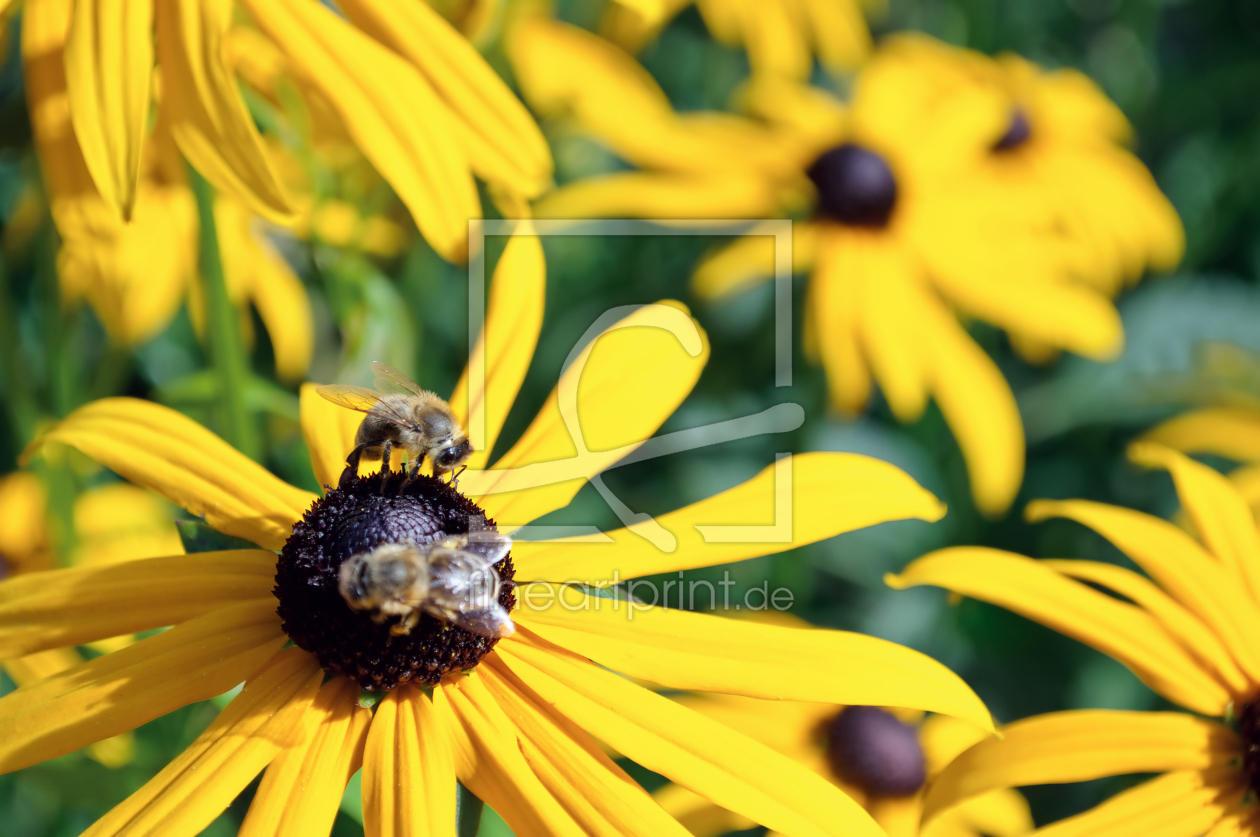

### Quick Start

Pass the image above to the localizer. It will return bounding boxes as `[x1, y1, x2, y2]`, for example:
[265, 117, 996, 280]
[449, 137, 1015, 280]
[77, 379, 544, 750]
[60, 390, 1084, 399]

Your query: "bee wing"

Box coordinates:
[449, 605, 515, 639]
[370, 362, 426, 398]
[461, 531, 512, 566]
[315, 384, 385, 414]
[316, 384, 417, 428]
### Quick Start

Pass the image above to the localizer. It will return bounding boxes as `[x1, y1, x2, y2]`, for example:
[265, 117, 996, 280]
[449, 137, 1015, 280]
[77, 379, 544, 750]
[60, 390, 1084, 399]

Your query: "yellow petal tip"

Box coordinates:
[1127, 441, 1180, 471]
[1023, 499, 1064, 523]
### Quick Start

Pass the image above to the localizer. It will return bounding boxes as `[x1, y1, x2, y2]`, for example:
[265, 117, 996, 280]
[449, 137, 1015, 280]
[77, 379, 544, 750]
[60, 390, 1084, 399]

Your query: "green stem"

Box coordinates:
[455, 782, 484, 837]
[35, 219, 76, 418]
[190, 169, 260, 461]
[0, 252, 37, 447]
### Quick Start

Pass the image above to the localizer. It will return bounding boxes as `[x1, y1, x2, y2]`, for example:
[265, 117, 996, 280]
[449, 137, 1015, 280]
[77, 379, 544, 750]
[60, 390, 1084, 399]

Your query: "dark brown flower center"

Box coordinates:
[1239, 697, 1260, 796]
[806, 143, 898, 228]
[992, 109, 1032, 152]
[825, 706, 927, 797]
[275, 467, 515, 691]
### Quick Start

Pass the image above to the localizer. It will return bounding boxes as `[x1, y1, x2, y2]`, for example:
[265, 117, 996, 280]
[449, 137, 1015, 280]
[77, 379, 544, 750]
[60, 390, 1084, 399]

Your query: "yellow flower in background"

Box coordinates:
[38, 0, 550, 263]
[21, 0, 314, 377]
[859, 34, 1183, 360]
[510, 22, 1129, 515]
[889, 443, 1260, 835]
[0, 470, 181, 767]
[4, 230, 995, 836]
[601, 0, 879, 80]
[652, 617, 1032, 837]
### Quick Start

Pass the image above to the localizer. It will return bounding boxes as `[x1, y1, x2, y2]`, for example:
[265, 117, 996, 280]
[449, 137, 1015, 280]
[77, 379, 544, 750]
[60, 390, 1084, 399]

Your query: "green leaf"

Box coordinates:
[175, 519, 262, 553]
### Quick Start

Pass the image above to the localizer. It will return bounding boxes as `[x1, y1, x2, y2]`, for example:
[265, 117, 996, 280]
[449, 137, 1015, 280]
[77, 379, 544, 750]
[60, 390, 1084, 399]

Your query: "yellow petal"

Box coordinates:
[533, 171, 782, 221]
[800, 0, 872, 73]
[921, 710, 1237, 825]
[921, 789, 1032, 837]
[1031, 768, 1243, 837]
[653, 783, 756, 837]
[444, 669, 585, 836]
[448, 227, 546, 471]
[513, 451, 944, 582]
[24, 398, 315, 551]
[1128, 443, 1260, 608]
[1027, 497, 1260, 690]
[70, 482, 184, 568]
[240, 677, 370, 837]
[83, 648, 323, 837]
[462, 301, 708, 529]
[299, 383, 364, 492]
[914, 280, 1024, 516]
[1042, 559, 1249, 697]
[3, 647, 84, 689]
[889, 549, 1231, 715]
[64, 0, 152, 220]
[361, 686, 455, 837]
[337, 0, 552, 196]
[0, 549, 275, 658]
[480, 660, 692, 837]
[240, 0, 478, 263]
[1141, 408, 1260, 464]
[0, 599, 286, 775]
[515, 599, 992, 730]
[215, 197, 313, 380]
[691, 222, 818, 300]
[811, 227, 872, 413]
[734, 0, 811, 81]
[1205, 808, 1260, 837]
[0, 472, 50, 571]
[496, 634, 887, 837]
[857, 238, 929, 421]
[154, 0, 293, 223]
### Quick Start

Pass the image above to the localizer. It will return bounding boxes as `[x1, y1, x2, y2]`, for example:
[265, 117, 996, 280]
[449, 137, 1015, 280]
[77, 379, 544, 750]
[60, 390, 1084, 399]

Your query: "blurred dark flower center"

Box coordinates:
[824, 706, 927, 796]
[1239, 697, 1260, 796]
[275, 467, 514, 691]
[807, 143, 899, 228]
[992, 109, 1032, 152]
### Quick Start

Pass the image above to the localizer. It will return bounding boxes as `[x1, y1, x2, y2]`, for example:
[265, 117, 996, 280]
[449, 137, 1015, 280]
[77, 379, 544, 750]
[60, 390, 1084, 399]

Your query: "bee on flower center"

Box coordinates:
[317, 361, 473, 481]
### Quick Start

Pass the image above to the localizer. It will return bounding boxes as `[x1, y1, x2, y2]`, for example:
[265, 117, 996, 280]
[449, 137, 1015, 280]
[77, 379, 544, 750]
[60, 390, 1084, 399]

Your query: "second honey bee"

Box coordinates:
[338, 531, 515, 638]
[317, 361, 472, 479]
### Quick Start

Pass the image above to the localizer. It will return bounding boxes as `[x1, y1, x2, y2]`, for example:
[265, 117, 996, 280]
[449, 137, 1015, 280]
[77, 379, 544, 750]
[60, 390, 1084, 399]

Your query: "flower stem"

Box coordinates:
[190, 169, 260, 461]
[455, 782, 484, 837]
[0, 252, 37, 445]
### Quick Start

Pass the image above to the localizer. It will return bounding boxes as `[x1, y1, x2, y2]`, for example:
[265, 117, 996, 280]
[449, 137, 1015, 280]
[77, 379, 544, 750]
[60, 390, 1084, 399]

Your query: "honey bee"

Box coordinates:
[337, 531, 515, 638]
[316, 362, 472, 480]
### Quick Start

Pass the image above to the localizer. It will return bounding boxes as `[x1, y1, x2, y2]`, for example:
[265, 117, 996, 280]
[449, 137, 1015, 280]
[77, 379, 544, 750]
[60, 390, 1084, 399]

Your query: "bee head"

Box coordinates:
[434, 439, 473, 473]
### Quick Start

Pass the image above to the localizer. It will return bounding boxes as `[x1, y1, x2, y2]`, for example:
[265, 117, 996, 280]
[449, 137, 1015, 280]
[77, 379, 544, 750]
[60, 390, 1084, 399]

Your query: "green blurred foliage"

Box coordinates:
[0, 0, 1259, 834]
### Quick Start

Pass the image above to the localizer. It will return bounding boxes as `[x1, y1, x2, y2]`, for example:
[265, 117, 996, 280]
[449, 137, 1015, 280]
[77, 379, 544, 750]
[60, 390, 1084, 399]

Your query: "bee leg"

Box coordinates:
[448, 465, 467, 489]
[390, 610, 418, 636]
[379, 441, 394, 494]
[399, 454, 424, 490]
[341, 444, 368, 488]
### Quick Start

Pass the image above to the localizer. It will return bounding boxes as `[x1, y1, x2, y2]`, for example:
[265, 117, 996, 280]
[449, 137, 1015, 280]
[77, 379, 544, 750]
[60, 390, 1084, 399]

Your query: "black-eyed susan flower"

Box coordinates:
[651, 615, 1031, 837]
[5, 229, 993, 835]
[509, 22, 1128, 515]
[28, 0, 550, 263]
[888, 442, 1260, 835]
[602, 0, 878, 80]
[0, 470, 181, 767]
[858, 34, 1183, 354]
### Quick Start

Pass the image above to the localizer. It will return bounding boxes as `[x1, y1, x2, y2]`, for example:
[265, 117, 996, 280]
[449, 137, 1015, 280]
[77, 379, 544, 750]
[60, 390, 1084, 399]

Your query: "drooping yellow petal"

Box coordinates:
[0, 599, 286, 775]
[1128, 443, 1260, 606]
[1042, 559, 1249, 697]
[691, 222, 818, 300]
[337, 0, 552, 197]
[921, 789, 1032, 837]
[0, 550, 276, 658]
[811, 227, 873, 413]
[448, 227, 546, 471]
[1141, 408, 1260, 464]
[1031, 768, 1243, 837]
[24, 398, 316, 551]
[462, 301, 708, 529]
[513, 451, 944, 582]
[481, 660, 692, 837]
[921, 710, 1237, 824]
[889, 549, 1231, 715]
[362, 686, 455, 837]
[154, 0, 293, 223]
[1026, 498, 1260, 688]
[240, 0, 478, 262]
[497, 634, 887, 837]
[63, 0, 152, 220]
[299, 383, 365, 492]
[444, 670, 585, 836]
[83, 648, 323, 837]
[515, 599, 992, 730]
[2, 647, 83, 689]
[857, 238, 930, 421]
[240, 677, 370, 837]
[652, 782, 757, 837]
[215, 197, 313, 380]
